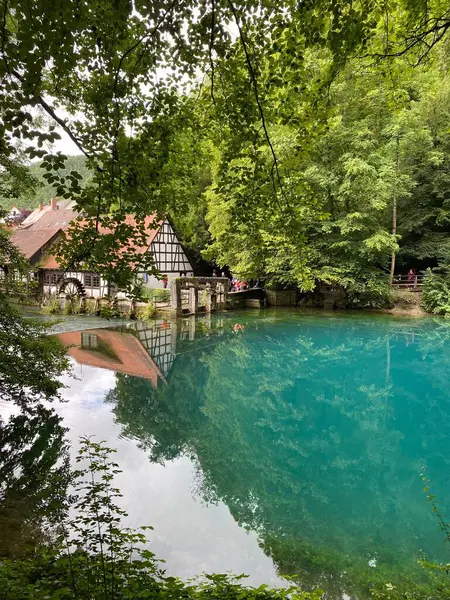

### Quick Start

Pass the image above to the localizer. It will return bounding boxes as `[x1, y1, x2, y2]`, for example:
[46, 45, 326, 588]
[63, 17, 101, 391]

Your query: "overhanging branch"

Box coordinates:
[226, 0, 288, 208]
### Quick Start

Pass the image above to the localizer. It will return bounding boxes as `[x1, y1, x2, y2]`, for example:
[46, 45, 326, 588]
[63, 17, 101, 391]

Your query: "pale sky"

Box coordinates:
[53, 129, 82, 156]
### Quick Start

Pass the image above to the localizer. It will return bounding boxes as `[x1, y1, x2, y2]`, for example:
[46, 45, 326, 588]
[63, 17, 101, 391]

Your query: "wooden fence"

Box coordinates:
[391, 274, 425, 291]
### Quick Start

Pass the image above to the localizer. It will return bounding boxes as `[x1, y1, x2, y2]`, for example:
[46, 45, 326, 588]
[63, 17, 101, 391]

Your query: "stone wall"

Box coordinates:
[266, 290, 297, 307]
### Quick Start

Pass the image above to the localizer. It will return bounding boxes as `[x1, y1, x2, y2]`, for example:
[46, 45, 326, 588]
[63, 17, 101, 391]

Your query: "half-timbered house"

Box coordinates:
[9, 198, 194, 298]
[144, 219, 193, 286]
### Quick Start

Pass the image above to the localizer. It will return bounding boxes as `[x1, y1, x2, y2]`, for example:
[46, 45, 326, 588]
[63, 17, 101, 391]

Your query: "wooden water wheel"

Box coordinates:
[59, 278, 85, 300]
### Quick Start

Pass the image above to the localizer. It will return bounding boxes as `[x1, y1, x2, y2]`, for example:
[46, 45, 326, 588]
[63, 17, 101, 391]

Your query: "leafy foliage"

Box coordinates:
[421, 269, 450, 315]
[141, 287, 171, 303]
[0, 155, 92, 210]
[0, 437, 321, 600]
[0, 403, 70, 559]
[0, 220, 69, 403]
[0, 299, 69, 403]
[2, 0, 450, 291]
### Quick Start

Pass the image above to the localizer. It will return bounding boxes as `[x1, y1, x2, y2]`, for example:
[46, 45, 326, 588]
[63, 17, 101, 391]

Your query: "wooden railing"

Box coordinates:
[391, 274, 425, 290]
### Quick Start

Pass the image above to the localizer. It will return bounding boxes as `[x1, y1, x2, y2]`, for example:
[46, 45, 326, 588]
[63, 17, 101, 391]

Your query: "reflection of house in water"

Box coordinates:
[125, 315, 227, 378]
[58, 317, 229, 387]
[56, 329, 165, 388]
[125, 320, 178, 378]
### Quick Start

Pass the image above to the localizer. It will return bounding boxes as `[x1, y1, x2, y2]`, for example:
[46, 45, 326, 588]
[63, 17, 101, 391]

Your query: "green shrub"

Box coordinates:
[341, 285, 394, 309]
[390, 288, 419, 307]
[99, 301, 120, 319]
[85, 298, 98, 315]
[421, 269, 450, 315]
[141, 287, 171, 303]
[200, 289, 208, 306]
[41, 296, 61, 314]
[153, 288, 171, 303]
[62, 298, 82, 315]
[139, 285, 152, 300]
[137, 302, 157, 321]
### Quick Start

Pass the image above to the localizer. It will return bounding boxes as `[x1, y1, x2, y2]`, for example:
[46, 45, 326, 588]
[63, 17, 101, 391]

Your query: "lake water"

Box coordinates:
[3, 310, 450, 597]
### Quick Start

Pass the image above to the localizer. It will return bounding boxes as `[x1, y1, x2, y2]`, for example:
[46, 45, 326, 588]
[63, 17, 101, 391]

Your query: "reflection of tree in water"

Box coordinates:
[107, 316, 450, 598]
[0, 404, 70, 558]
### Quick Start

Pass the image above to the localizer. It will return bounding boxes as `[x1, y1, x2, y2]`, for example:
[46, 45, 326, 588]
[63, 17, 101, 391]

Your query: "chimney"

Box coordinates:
[50, 196, 57, 211]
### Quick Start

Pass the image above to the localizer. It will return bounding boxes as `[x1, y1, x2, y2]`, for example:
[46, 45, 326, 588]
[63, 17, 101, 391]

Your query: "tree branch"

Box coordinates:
[11, 69, 91, 160]
[362, 16, 450, 63]
[226, 0, 287, 208]
[112, 0, 180, 101]
[209, 0, 216, 105]
[1, 0, 8, 60]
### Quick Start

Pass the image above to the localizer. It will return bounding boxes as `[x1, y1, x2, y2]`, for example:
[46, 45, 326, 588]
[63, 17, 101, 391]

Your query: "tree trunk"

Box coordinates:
[389, 198, 397, 284]
[389, 135, 400, 285]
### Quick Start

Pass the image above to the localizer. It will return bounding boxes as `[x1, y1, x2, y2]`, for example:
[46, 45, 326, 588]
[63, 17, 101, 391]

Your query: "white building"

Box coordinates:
[10, 198, 194, 298]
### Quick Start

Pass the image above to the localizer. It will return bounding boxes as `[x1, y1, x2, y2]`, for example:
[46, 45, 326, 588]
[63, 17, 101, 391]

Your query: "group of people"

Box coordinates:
[212, 269, 248, 291]
[211, 269, 264, 292]
[231, 277, 248, 291]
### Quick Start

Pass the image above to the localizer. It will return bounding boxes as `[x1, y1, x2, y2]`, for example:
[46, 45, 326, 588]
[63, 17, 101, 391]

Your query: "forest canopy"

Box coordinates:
[1, 0, 450, 292]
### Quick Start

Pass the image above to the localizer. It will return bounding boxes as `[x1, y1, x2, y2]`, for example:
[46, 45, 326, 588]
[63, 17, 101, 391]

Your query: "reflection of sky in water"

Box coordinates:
[56, 362, 284, 586]
[6, 310, 450, 597]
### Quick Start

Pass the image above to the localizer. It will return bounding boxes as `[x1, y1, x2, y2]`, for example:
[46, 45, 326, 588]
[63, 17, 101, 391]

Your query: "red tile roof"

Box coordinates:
[56, 329, 163, 387]
[10, 227, 63, 261]
[20, 200, 76, 229]
[79, 214, 161, 254]
[22, 207, 78, 231]
[40, 214, 162, 269]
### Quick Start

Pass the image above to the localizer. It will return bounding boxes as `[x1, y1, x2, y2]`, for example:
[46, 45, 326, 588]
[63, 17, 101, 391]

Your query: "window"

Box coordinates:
[50, 272, 58, 284]
[44, 272, 50, 284]
[81, 333, 98, 349]
[84, 273, 100, 287]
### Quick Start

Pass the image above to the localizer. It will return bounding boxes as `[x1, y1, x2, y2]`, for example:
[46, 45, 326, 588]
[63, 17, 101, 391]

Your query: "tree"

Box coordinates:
[0, 155, 93, 210]
[0, 212, 69, 403]
[3, 0, 447, 287]
[0, 404, 70, 558]
[0, 217, 72, 560]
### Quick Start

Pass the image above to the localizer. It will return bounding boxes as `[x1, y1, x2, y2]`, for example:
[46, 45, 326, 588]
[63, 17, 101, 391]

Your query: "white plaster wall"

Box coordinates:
[42, 270, 108, 298]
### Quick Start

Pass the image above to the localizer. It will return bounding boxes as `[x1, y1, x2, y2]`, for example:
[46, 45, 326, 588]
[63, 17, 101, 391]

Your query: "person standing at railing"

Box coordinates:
[408, 268, 416, 289]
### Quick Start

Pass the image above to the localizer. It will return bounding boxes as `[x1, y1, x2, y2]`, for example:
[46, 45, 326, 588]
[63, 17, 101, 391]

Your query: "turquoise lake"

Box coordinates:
[3, 309, 450, 597]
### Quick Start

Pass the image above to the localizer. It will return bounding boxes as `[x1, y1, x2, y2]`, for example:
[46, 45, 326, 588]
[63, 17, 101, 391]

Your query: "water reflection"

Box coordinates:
[0, 403, 70, 558]
[53, 313, 450, 597]
[57, 328, 164, 387]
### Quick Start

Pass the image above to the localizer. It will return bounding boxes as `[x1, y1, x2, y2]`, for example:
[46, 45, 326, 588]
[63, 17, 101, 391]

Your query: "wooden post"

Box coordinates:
[222, 278, 228, 309]
[216, 281, 223, 310]
[170, 279, 182, 316]
[170, 321, 178, 354]
[206, 280, 217, 313]
[38, 269, 44, 304]
[188, 315, 196, 340]
[188, 285, 198, 314]
[130, 299, 136, 319]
